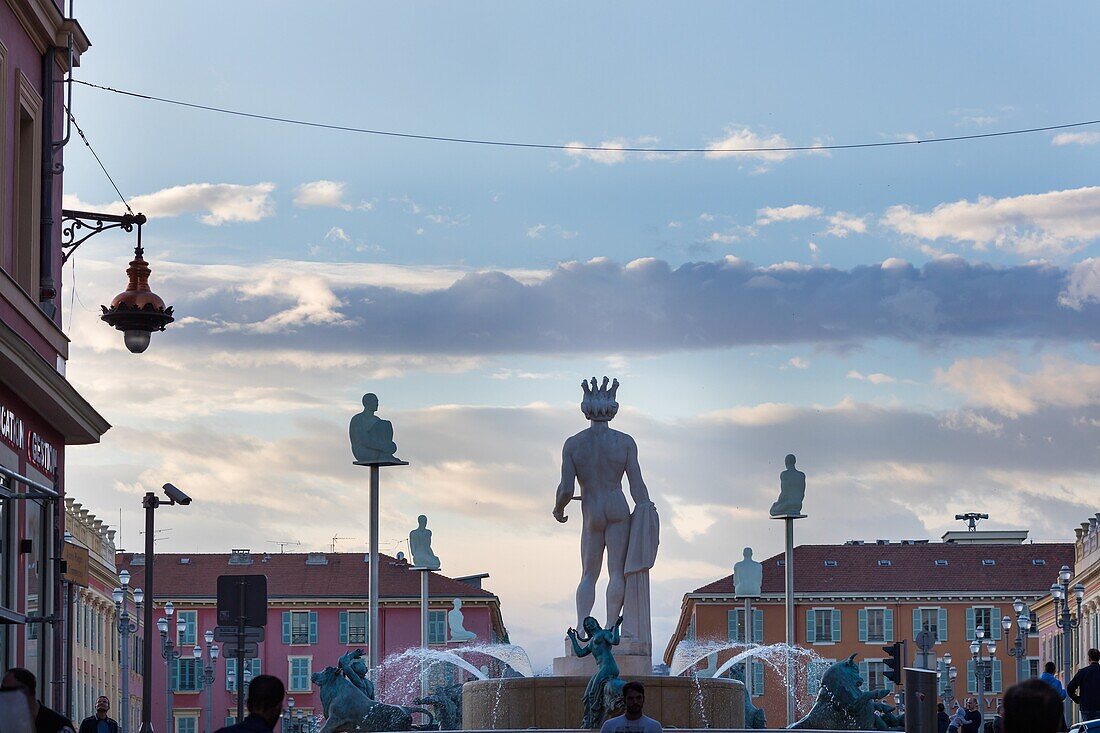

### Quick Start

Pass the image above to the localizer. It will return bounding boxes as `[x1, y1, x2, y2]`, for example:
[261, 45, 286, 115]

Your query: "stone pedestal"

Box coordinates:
[462, 675, 745, 730]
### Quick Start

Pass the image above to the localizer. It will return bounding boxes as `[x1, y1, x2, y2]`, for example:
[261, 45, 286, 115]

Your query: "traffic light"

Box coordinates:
[882, 641, 905, 685]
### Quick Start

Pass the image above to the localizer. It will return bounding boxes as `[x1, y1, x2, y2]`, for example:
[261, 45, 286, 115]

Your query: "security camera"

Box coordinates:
[162, 483, 192, 505]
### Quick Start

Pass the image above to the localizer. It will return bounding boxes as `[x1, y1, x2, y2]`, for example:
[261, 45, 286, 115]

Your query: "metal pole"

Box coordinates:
[369, 465, 380, 687]
[420, 570, 429, 697]
[204, 662, 213, 733]
[1063, 604, 1074, 725]
[784, 516, 795, 727]
[140, 494, 156, 733]
[976, 657, 985, 722]
[64, 581, 74, 720]
[120, 610, 130, 733]
[165, 640, 174, 733]
[743, 597, 753, 700]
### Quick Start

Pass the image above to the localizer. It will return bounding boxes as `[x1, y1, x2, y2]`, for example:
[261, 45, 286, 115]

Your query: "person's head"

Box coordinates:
[581, 616, 601, 636]
[362, 393, 379, 412]
[742, 548, 753, 559]
[1, 668, 38, 713]
[622, 681, 645, 718]
[1089, 648, 1100, 663]
[785, 454, 797, 469]
[1045, 661, 1057, 674]
[95, 696, 110, 716]
[965, 697, 978, 710]
[1003, 678, 1062, 733]
[417, 515, 428, 529]
[246, 675, 285, 725]
[938, 702, 945, 713]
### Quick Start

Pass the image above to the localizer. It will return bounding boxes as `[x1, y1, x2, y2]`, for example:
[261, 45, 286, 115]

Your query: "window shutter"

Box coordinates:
[225, 658, 235, 691]
[858, 609, 868, 642]
[170, 658, 179, 691]
[992, 659, 1003, 693]
[832, 609, 841, 642]
[966, 660, 976, 693]
[966, 607, 976, 641]
[340, 611, 349, 645]
[252, 658, 261, 676]
[753, 661, 764, 695]
[806, 610, 816, 643]
[859, 660, 869, 687]
[309, 611, 318, 644]
[938, 608, 949, 642]
[884, 609, 894, 642]
[727, 610, 739, 642]
[990, 607, 1002, 640]
[282, 612, 291, 644]
[753, 609, 764, 644]
[912, 609, 921, 638]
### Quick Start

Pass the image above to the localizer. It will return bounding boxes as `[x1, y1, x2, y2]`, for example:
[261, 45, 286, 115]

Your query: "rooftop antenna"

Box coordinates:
[954, 512, 989, 531]
[331, 535, 355, 553]
[268, 540, 301, 554]
[139, 527, 171, 542]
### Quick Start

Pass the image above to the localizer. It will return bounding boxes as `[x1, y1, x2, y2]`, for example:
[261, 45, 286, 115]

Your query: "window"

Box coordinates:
[225, 658, 262, 692]
[862, 660, 890, 691]
[1033, 559, 1047, 566]
[176, 717, 198, 733]
[935, 559, 949, 566]
[727, 609, 764, 644]
[340, 610, 369, 645]
[177, 610, 197, 646]
[914, 607, 948, 643]
[1027, 658, 1041, 679]
[173, 658, 202, 692]
[1029, 611, 1039, 636]
[686, 613, 696, 642]
[807, 608, 840, 643]
[807, 658, 835, 696]
[859, 608, 893, 643]
[966, 659, 1002, 694]
[824, 560, 838, 567]
[982, 559, 996, 566]
[967, 606, 1001, 640]
[12, 72, 42, 298]
[282, 611, 317, 645]
[428, 610, 447, 644]
[289, 657, 312, 692]
[877, 560, 892, 567]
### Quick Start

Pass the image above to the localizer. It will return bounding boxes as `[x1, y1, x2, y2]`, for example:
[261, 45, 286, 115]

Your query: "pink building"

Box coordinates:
[117, 549, 509, 732]
[1, 0, 106, 717]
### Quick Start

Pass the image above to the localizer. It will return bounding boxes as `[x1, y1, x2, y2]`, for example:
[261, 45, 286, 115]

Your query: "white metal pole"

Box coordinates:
[785, 516, 796, 727]
[421, 570, 429, 697]
[369, 465, 381, 689]
[743, 597, 753, 700]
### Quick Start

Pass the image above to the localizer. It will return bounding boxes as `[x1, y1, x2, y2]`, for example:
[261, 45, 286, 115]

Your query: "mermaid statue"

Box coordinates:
[568, 615, 626, 729]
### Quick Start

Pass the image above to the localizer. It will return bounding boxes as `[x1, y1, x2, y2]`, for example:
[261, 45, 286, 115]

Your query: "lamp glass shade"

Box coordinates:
[112, 587, 124, 605]
[1060, 565, 1073, 583]
[987, 643, 997, 655]
[288, 698, 295, 708]
[970, 641, 980, 655]
[210, 644, 219, 660]
[123, 329, 152, 354]
[1053, 585, 1065, 600]
[164, 601, 175, 617]
[205, 629, 214, 645]
[944, 653, 953, 666]
[1001, 615, 1012, 631]
[120, 569, 130, 587]
[1013, 598, 1025, 614]
[134, 588, 144, 605]
[949, 666, 958, 680]
[157, 617, 168, 635]
[1075, 583, 1086, 600]
[1020, 615, 1032, 632]
[193, 645, 202, 659]
[976, 625, 985, 639]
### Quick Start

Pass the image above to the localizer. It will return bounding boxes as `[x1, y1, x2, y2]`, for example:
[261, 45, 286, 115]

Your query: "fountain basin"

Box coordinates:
[462, 676, 745, 729]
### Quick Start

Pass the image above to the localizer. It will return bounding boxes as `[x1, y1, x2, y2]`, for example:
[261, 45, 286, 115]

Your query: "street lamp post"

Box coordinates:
[1052, 564, 1085, 724]
[158, 603, 182, 733]
[113, 570, 144, 733]
[1003, 598, 1033, 685]
[970, 625, 996, 717]
[193, 630, 219, 733]
[939, 652, 956, 707]
[139, 483, 193, 733]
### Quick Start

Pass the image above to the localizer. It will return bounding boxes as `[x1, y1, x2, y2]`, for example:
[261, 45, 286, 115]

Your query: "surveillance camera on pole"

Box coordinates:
[162, 482, 192, 505]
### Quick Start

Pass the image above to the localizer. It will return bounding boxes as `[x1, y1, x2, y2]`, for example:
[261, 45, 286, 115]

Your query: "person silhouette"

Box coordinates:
[409, 515, 441, 569]
[349, 393, 399, 464]
[769, 454, 806, 516]
[734, 547, 763, 597]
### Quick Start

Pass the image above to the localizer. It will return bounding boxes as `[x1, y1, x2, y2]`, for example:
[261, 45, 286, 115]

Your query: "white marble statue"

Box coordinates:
[769, 453, 806, 517]
[409, 515, 441, 570]
[734, 547, 763, 597]
[553, 377, 659, 652]
[448, 598, 477, 642]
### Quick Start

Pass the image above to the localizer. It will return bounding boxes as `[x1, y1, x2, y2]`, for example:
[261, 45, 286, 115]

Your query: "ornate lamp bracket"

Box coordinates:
[61, 209, 147, 264]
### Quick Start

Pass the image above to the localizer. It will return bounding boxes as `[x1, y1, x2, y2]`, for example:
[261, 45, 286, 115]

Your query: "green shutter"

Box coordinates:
[225, 658, 235, 691]
[170, 658, 179, 691]
[966, 607, 976, 640]
[992, 659, 1002, 693]
[966, 660, 976, 693]
[309, 611, 318, 644]
[831, 609, 841, 642]
[858, 609, 868, 642]
[859, 660, 869, 688]
[990, 607, 1002, 640]
[938, 608, 949, 642]
[753, 609, 764, 644]
[282, 612, 291, 644]
[912, 609, 921, 638]
[884, 609, 894, 642]
[727, 610, 737, 642]
[753, 661, 764, 695]
[252, 658, 261, 677]
[806, 610, 816, 643]
[340, 611, 349, 644]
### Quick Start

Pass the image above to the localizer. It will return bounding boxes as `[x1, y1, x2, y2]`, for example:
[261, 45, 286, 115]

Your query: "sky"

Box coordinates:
[59, 1, 1100, 669]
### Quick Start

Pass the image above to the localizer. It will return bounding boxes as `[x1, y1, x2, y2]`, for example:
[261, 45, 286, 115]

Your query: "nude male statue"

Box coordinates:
[349, 393, 399, 464]
[553, 377, 655, 631]
[769, 453, 806, 517]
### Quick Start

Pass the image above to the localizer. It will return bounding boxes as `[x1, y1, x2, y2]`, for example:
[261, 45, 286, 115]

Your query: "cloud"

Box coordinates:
[882, 186, 1100, 256]
[325, 226, 351, 243]
[825, 211, 867, 237]
[294, 180, 352, 210]
[123, 255, 1099, 356]
[704, 127, 799, 164]
[563, 136, 677, 165]
[1052, 132, 1100, 146]
[755, 204, 823, 226]
[936, 354, 1100, 418]
[788, 357, 809, 369]
[527, 224, 577, 240]
[847, 370, 897, 385]
[526, 224, 547, 239]
[1059, 258, 1100, 309]
[67, 183, 277, 225]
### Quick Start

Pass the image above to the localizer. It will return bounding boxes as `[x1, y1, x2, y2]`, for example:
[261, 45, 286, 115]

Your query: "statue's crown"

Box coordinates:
[581, 376, 620, 421]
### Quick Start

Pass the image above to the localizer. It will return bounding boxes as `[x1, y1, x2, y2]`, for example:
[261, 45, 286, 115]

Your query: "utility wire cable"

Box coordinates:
[66, 106, 133, 214]
[74, 78, 1100, 155]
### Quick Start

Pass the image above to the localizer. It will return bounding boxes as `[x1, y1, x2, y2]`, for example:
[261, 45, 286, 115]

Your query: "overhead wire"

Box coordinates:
[73, 78, 1100, 155]
[66, 106, 133, 214]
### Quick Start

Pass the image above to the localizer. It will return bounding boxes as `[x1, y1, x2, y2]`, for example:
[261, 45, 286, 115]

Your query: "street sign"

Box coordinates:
[915, 630, 936, 652]
[217, 575, 268, 627]
[213, 626, 264, 643]
[223, 641, 258, 658]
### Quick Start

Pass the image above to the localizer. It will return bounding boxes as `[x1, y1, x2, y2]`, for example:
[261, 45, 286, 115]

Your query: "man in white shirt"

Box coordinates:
[600, 681, 663, 733]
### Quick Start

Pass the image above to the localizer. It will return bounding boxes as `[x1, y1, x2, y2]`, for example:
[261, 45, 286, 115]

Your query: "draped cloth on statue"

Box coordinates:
[621, 501, 659, 653]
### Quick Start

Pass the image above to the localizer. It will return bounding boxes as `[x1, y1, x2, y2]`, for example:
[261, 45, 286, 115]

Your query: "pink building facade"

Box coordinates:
[117, 550, 509, 732]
